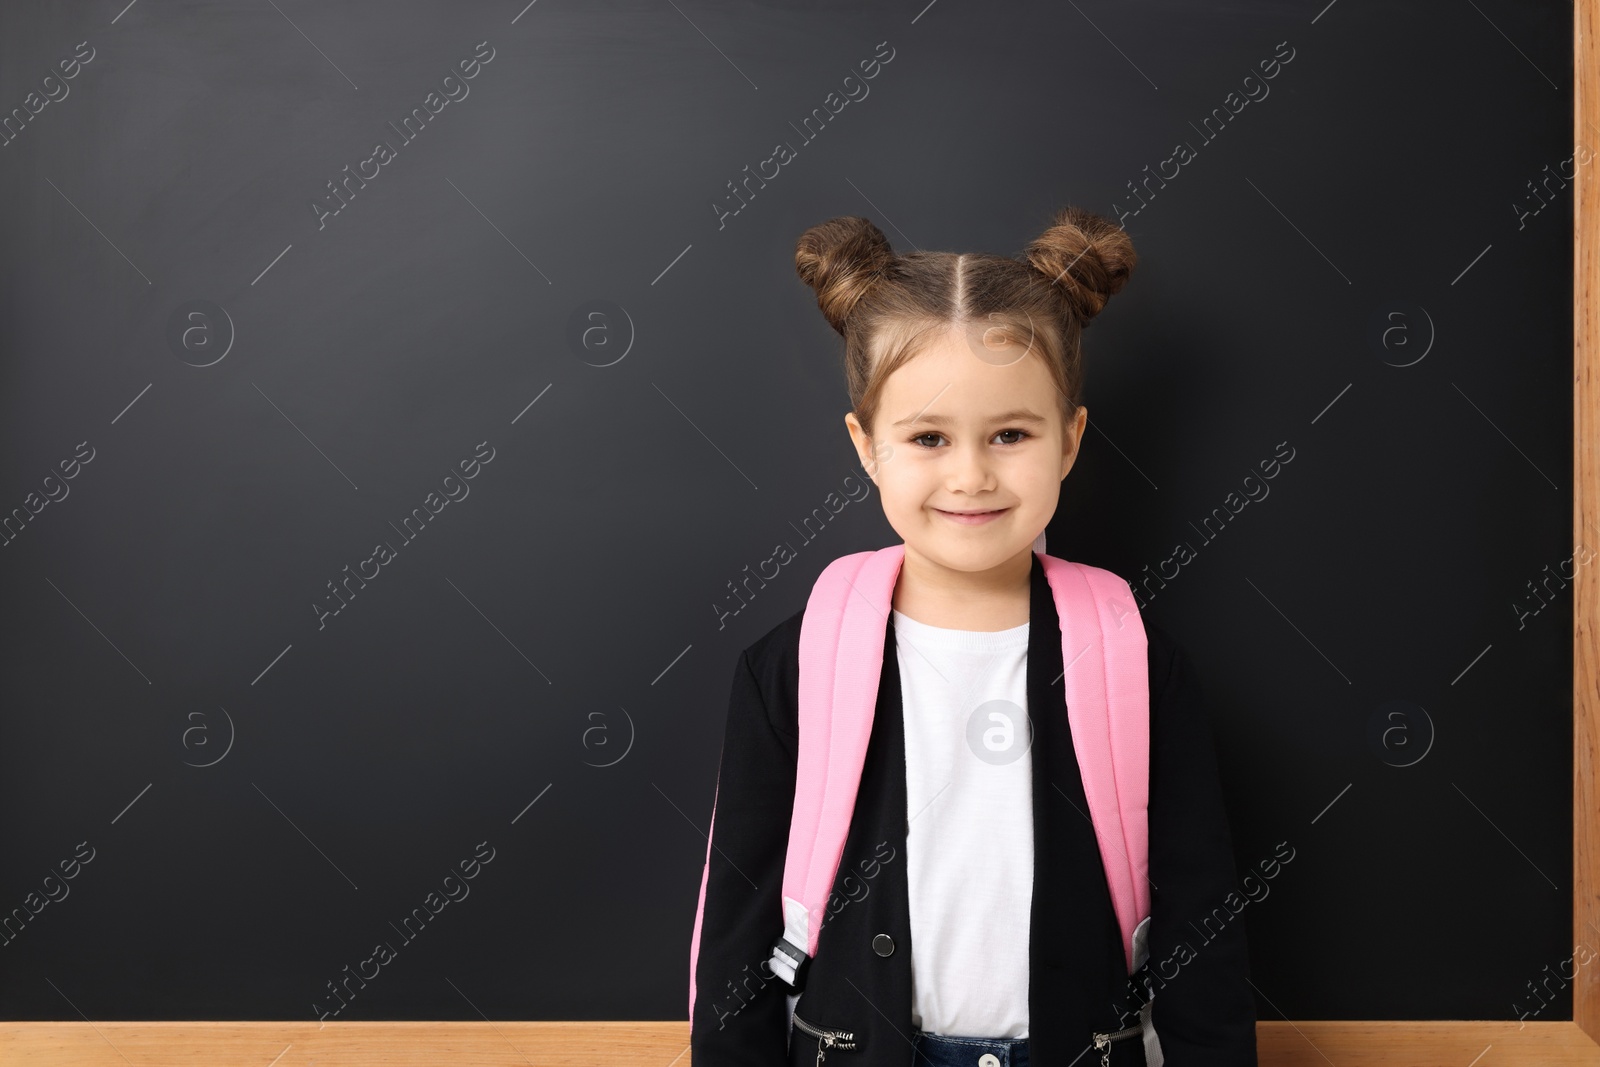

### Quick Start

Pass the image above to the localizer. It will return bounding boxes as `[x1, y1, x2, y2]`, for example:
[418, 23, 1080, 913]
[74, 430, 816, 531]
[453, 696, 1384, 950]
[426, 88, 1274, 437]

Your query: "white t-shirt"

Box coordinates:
[892, 608, 1033, 1039]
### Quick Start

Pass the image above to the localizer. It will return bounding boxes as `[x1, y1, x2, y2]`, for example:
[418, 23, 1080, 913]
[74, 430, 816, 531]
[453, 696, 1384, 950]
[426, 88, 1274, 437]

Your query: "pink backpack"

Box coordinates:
[689, 542, 1152, 1018]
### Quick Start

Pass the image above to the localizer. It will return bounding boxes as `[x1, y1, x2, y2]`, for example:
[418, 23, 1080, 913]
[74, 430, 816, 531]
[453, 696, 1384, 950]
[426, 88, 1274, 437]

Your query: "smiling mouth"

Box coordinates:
[934, 507, 1010, 524]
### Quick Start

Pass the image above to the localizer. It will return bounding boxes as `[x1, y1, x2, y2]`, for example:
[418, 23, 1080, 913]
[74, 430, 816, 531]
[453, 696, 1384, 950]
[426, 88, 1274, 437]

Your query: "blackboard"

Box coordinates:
[0, 0, 1575, 1027]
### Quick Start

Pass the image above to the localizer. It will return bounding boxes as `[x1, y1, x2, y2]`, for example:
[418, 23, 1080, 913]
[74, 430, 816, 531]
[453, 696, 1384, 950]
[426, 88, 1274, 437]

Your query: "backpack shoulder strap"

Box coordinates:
[765, 546, 1152, 985]
[1037, 553, 1153, 974]
[766, 544, 904, 986]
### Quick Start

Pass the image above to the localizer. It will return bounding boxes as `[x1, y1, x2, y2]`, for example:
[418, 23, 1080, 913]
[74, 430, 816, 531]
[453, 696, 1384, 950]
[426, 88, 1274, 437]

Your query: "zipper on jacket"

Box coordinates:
[1090, 1021, 1142, 1067]
[792, 1011, 857, 1065]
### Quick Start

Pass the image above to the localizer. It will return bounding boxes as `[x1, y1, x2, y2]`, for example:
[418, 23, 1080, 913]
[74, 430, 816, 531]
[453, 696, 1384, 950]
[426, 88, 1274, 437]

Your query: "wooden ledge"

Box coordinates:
[0, 1020, 1596, 1065]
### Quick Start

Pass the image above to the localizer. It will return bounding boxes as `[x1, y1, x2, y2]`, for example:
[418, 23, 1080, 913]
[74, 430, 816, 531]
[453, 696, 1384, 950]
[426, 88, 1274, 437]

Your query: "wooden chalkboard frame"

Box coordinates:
[1, 3, 1598, 1063]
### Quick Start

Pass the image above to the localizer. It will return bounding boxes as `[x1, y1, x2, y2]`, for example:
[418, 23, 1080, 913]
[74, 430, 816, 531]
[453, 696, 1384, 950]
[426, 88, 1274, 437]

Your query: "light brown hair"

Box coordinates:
[794, 206, 1137, 439]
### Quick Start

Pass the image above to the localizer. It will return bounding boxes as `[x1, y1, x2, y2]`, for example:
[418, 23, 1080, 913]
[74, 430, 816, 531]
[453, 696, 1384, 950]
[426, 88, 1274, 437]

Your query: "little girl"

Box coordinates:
[689, 208, 1258, 1066]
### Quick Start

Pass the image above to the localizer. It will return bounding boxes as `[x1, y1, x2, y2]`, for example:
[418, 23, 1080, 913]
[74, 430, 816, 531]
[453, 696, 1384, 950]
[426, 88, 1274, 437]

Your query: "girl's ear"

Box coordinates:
[1060, 405, 1088, 480]
[844, 411, 878, 485]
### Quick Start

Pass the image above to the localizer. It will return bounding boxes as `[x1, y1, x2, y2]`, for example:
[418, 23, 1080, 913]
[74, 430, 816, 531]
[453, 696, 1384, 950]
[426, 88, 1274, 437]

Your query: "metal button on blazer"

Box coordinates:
[872, 933, 894, 956]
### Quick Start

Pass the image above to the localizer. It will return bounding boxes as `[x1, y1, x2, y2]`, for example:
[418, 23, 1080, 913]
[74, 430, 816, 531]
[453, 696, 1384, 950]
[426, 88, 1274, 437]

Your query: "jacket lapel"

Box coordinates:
[1027, 551, 1135, 1062]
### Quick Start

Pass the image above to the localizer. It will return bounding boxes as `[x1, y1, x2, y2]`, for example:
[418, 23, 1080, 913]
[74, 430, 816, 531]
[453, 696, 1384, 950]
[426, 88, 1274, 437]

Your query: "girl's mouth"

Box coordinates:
[934, 507, 1009, 526]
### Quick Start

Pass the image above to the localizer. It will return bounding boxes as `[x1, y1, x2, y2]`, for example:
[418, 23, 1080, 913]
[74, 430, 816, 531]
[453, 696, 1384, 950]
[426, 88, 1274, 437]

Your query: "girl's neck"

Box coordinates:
[890, 544, 1033, 631]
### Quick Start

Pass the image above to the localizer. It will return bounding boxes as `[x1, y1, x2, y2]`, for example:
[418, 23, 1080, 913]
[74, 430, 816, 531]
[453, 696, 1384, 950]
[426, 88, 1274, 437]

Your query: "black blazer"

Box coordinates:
[690, 553, 1259, 1066]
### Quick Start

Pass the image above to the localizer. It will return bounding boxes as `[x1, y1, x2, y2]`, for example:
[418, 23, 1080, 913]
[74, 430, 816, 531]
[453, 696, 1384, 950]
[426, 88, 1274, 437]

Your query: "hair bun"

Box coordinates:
[795, 216, 896, 335]
[1023, 206, 1137, 323]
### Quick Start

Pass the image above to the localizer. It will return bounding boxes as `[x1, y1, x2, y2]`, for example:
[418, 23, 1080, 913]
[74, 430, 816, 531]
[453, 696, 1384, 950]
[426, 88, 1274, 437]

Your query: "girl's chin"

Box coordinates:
[905, 532, 1034, 569]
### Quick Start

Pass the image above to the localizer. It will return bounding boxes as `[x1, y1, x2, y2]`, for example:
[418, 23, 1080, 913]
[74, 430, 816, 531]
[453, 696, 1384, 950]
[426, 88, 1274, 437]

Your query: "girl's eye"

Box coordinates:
[909, 430, 1031, 449]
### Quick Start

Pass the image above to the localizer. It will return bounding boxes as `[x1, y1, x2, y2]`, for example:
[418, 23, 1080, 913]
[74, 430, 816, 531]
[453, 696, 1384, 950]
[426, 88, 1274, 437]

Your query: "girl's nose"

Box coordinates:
[945, 444, 997, 493]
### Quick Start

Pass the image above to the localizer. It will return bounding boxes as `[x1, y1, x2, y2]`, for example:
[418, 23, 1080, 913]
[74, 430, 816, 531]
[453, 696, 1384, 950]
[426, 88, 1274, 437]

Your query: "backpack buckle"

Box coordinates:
[768, 935, 811, 989]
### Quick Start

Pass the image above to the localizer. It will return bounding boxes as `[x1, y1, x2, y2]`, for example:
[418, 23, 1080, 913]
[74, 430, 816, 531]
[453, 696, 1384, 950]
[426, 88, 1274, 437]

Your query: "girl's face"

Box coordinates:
[844, 323, 1088, 578]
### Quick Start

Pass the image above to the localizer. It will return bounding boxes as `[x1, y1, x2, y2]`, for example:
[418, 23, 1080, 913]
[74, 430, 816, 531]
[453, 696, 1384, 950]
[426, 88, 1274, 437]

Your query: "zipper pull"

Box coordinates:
[1092, 1032, 1111, 1067]
[815, 1033, 834, 1067]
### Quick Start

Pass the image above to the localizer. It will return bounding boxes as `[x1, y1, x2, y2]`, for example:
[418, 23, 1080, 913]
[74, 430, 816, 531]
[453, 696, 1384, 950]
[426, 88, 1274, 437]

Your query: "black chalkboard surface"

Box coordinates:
[0, 0, 1573, 1027]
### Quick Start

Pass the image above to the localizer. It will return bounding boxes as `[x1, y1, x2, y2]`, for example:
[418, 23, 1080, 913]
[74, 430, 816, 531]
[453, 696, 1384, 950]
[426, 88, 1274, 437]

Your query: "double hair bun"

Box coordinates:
[794, 206, 1137, 334]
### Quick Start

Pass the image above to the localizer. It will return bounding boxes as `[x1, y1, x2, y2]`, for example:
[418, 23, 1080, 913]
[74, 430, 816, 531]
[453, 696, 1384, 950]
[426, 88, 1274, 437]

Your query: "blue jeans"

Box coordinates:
[911, 1028, 1030, 1067]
